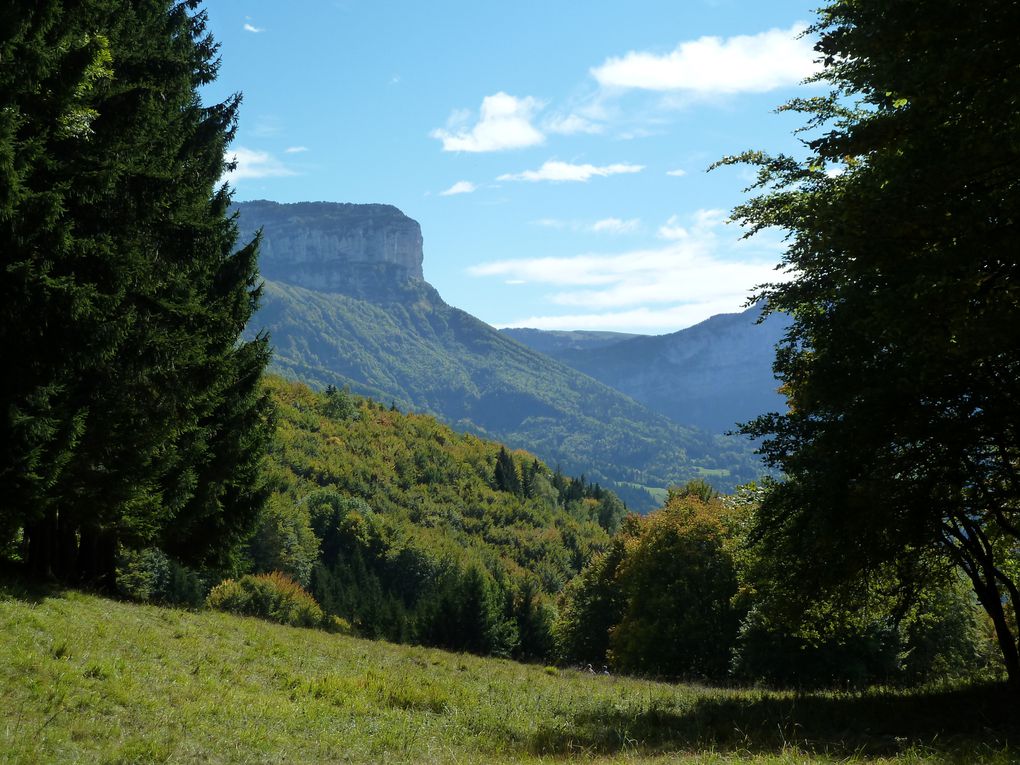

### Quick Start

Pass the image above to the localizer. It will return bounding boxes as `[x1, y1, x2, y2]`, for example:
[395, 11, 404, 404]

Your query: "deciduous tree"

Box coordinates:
[718, 0, 1020, 687]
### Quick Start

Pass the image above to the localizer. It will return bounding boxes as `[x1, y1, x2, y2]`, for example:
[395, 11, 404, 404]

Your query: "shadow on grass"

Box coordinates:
[0, 567, 66, 604]
[526, 682, 1017, 758]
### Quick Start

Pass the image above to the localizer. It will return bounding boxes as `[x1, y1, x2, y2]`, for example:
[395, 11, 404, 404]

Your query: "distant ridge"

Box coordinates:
[505, 306, 790, 434]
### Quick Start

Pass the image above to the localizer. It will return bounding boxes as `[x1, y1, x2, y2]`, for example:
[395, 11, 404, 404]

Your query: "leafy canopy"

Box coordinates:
[717, 0, 1020, 686]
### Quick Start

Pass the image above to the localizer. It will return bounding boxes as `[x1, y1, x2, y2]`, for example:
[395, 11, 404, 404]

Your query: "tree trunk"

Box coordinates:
[973, 576, 1020, 692]
[54, 512, 79, 582]
[76, 524, 116, 591]
[25, 509, 57, 580]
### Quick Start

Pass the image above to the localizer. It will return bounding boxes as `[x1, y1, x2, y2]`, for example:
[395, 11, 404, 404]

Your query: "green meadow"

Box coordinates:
[2, 579, 1014, 764]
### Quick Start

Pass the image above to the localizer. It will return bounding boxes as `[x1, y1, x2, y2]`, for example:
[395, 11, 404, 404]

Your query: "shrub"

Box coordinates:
[206, 571, 324, 628]
[117, 548, 207, 607]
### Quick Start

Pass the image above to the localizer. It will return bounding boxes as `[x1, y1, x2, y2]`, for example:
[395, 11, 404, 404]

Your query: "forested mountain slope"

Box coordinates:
[237, 201, 762, 508]
[261, 375, 623, 654]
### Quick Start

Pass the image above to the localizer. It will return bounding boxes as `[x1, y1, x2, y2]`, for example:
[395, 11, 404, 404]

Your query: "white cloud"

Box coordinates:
[531, 217, 640, 233]
[223, 147, 296, 182]
[666, 168, 687, 177]
[532, 218, 568, 229]
[498, 160, 644, 183]
[657, 214, 688, 240]
[495, 302, 748, 332]
[592, 23, 817, 94]
[243, 22, 264, 33]
[284, 146, 309, 154]
[592, 217, 640, 234]
[471, 209, 788, 332]
[544, 113, 603, 135]
[431, 92, 545, 152]
[440, 180, 477, 196]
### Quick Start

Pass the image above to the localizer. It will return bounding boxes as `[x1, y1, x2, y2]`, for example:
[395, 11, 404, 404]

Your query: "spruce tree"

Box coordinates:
[0, 1, 272, 585]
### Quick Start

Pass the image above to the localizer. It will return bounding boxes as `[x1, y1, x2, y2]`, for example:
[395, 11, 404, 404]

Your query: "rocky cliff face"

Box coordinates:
[233, 201, 425, 300]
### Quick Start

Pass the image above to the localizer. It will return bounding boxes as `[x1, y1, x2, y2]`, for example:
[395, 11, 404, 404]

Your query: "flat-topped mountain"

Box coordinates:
[236, 201, 764, 508]
[235, 200, 424, 300]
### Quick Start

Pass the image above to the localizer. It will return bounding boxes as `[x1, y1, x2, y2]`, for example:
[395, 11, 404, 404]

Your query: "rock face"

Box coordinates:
[233, 201, 424, 300]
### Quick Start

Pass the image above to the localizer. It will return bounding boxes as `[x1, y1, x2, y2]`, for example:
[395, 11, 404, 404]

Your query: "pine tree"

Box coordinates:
[0, 1, 272, 586]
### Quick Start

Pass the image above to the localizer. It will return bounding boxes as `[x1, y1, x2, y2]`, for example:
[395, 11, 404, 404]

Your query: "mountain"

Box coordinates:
[236, 201, 762, 509]
[499, 328, 643, 356]
[503, 307, 790, 434]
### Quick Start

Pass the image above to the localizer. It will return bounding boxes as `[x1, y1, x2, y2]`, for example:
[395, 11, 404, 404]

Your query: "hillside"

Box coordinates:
[237, 201, 762, 508]
[2, 581, 1014, 764]
[261, 374, 623, 654]
[506, 306, 791, 434]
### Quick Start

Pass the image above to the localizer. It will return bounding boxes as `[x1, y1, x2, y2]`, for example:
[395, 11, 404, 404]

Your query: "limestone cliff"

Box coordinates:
[233, 200, 424, 300]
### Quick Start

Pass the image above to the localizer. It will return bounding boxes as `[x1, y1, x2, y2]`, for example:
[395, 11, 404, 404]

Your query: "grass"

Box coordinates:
[1, 578, 1016, 764]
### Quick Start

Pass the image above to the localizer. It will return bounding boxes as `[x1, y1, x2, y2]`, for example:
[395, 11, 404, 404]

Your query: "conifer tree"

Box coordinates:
[0, 1, 272, 586]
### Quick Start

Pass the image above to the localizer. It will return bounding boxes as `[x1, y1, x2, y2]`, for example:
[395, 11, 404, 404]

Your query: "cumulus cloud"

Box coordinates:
[471, 209, 788, 332]
[284, 146, 309, 154]
[666, 168, 687, 177]
[223, 147, 296, 182]
[431, 92, 545, 152]
[592, 23, 817, 94]
[440, 180, 477, 196]
[243, 22, 264, 33]
[498, 160, 644, 183]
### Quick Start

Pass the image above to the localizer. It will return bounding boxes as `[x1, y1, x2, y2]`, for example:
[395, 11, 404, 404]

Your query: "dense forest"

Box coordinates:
[1, 0, 1017, 738]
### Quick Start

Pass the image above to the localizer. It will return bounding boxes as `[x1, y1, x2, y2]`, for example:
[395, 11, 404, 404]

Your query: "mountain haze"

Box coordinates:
[237, 201, 762, 509]
[503, 308, 790, 434]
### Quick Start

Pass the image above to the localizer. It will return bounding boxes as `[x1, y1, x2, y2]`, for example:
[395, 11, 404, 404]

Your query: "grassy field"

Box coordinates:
[1, 579, 1015, 764]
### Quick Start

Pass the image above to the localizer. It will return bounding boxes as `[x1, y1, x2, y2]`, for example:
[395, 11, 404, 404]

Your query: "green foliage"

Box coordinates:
[608, 491, 739, 678]
[0, 1, 272, 588]
[553, 530, 630, 667]
[206, 571, 324, 629]
[556, 487, 740, 679]
[115, 547, 208, 607]
[261, 376, 619, 659]
[247, 494, 319, 586]
[728, 488, 1004, 688]
[716, 0, 1020, 687]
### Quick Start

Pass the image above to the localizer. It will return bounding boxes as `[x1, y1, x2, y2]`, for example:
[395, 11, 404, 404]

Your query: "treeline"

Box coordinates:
[115, 376, 1003, 686]
[120, 377, 626, 660]
[555, 482, 1003, 687]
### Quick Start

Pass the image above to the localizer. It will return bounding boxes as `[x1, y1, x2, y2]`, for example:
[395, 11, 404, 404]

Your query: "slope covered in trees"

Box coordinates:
[173, 375, 626, 659]
[247, 277, 761, 511]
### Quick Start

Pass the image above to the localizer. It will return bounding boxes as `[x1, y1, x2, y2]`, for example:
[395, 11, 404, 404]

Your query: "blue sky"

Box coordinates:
[203, 0, 825, 335]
